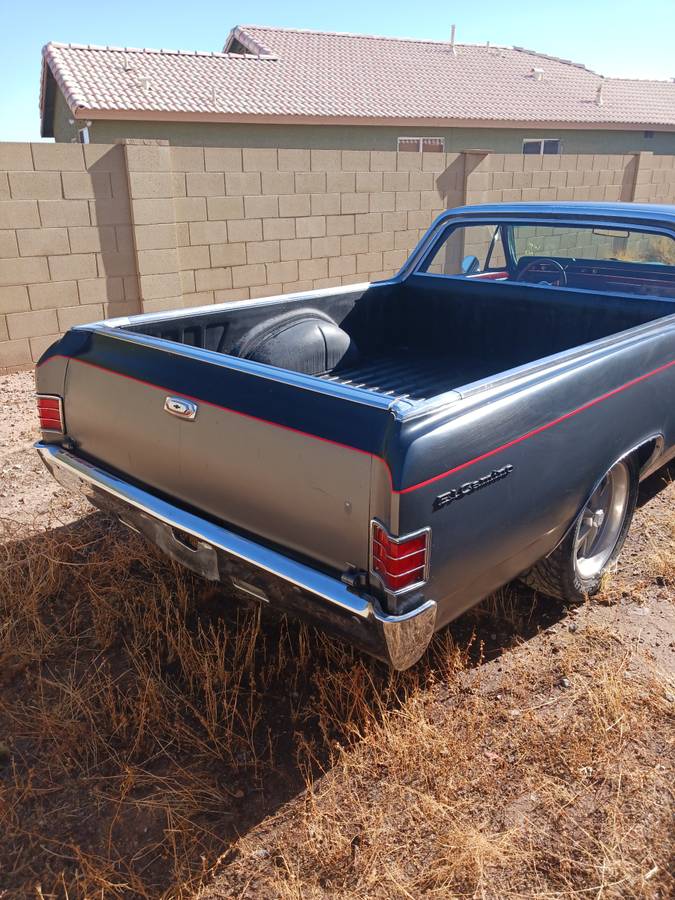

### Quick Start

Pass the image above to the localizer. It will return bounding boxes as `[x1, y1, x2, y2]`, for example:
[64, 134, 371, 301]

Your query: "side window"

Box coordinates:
[523, 138, 561, 155]
[422, 225, 507, 276]
[397, 137, 446, 153]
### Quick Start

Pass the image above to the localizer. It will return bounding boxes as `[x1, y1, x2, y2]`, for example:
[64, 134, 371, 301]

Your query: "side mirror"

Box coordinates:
[461, 255, 480, 275]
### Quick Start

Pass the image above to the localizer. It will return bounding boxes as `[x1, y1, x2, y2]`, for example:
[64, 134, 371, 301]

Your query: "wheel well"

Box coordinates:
[551, 445, 648, 557]
[633, 436, 663, 475]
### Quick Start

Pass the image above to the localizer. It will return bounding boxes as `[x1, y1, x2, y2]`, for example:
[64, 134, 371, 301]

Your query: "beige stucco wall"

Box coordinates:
[1, 141, 674, 370]
[51, 87, 675, 155]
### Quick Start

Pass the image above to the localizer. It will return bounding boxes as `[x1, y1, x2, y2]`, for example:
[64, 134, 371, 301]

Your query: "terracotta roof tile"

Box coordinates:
[41, 24, 675, 129]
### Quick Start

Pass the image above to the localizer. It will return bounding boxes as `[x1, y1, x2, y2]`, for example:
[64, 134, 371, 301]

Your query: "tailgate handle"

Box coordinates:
[164, 396, 198, 420]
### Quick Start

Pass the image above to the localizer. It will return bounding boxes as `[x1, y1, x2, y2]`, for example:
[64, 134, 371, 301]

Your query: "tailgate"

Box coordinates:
[60, 330, 395, 572]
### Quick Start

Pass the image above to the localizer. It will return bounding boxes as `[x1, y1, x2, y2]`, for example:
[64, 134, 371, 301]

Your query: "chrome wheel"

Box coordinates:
[574, 461, 630, 580]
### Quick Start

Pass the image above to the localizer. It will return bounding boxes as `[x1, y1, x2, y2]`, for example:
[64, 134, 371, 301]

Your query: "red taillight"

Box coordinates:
[37, 394, 65, 433]
[371, 522, 430, 593]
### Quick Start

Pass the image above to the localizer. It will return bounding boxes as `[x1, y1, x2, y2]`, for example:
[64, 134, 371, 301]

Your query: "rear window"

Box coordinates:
[511, 225, 675, 266]
[419, 221, 675, 299]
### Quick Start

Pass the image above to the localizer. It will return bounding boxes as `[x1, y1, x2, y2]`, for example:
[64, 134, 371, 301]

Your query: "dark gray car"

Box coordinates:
[35, 202, 675, 669]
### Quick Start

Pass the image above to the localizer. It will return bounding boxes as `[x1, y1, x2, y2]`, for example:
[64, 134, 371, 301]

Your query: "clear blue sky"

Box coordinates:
[2, 0, 674, 142]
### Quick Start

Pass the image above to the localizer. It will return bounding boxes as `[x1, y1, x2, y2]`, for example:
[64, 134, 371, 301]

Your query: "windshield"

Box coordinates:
[419, 221, 675, 299]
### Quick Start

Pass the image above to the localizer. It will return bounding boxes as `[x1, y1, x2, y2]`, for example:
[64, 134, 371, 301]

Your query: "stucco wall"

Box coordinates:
[50, 88, 675, 155]
[52, 89, 77, 144]
[79, 121, 675, 156]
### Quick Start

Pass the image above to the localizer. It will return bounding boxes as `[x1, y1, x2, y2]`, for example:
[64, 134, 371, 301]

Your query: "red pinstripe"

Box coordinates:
[39, 353, 675, 495]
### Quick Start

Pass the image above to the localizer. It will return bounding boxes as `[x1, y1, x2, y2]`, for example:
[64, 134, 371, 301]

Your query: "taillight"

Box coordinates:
[37, 394, 65, 434]
[371, 521, 430, 593]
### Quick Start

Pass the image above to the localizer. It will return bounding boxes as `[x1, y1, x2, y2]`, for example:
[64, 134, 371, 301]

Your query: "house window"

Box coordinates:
[523, 138, 561, 155]
[644, 130, 655, 139]
[77, 126, 90, 144]
[397, 137, 445, 153]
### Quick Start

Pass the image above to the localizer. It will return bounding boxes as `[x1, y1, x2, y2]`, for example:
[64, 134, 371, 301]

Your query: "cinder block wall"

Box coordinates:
[0, 143, 140, 367]
[1, 142, 674, 370]
[163, 146, 457, 312]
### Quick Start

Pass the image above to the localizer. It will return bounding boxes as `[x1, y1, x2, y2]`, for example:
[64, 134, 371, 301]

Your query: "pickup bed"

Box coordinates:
[36, 202, 675, 669]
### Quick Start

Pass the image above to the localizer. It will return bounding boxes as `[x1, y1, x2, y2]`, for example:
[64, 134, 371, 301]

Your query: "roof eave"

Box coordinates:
[41, 42, 89, 138]
[69, 107, 675, 132]
[39, 54, 54, 138]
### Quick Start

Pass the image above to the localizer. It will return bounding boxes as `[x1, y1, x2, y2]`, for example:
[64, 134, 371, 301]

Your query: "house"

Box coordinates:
[40, 24, 675, 155]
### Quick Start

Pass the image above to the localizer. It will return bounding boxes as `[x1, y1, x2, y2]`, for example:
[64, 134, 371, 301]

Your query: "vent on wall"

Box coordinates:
[397, 137, 445, 153]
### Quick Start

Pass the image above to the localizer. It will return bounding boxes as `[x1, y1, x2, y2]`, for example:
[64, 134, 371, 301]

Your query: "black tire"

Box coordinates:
[520, 454, 639, 603]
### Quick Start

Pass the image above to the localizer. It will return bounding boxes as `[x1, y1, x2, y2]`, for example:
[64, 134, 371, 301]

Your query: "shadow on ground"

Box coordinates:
[0, 462, 672, 897]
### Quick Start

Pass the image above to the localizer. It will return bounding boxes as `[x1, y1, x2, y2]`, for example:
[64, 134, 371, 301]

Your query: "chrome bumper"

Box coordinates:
[36, 442, 436, 670]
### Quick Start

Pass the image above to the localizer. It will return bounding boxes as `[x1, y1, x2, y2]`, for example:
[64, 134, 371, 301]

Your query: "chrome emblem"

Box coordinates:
[433, 464, 514, 510]
[164, 396, 198, 420]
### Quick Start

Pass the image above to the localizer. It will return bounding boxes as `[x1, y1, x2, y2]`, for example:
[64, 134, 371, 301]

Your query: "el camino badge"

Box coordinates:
[433, 464, 514, 511]
[164, 396, 198, 420]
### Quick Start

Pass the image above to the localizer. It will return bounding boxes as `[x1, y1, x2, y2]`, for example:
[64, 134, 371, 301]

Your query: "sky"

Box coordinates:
[2, 0, 674, 142]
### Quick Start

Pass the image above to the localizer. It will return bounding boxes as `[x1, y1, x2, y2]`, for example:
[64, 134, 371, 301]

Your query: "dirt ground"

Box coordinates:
[0, 371, 88, 527]
[0, 371, 673, 898]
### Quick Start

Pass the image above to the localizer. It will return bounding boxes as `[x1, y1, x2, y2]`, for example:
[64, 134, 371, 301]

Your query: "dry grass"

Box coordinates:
[216, 630, 674, 899]
[0, 473, 673, 898]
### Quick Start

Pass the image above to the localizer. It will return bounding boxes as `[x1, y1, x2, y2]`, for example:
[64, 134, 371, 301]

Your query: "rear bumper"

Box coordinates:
[36, 442, 436, 670]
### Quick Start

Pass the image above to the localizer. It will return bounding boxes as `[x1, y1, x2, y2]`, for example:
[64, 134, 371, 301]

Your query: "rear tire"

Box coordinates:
[520, 455, 639, 603]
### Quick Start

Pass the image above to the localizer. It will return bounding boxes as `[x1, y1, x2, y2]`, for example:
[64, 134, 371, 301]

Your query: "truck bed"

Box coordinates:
[318, 352, 493, 401]
[125, 275, 675, 406]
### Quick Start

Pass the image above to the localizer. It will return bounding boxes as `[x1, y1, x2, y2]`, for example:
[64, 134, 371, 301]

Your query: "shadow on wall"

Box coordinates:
[436, 154, 467, 209]
[621, 154, 639, 202]
[86, 144, 141, 316]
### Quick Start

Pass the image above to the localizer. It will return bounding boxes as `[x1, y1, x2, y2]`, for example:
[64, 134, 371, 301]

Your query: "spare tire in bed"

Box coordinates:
[232, 309, 359, 375]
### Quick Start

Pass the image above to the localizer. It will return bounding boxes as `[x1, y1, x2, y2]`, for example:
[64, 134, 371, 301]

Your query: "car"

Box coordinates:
[35, 202, 675, 669]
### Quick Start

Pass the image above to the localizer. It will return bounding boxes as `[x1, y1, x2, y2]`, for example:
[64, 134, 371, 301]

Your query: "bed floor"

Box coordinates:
[317, 352, 501, 402]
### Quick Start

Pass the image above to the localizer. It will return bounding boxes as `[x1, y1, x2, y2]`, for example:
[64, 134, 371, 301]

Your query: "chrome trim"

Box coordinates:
[95, 280, 376, 329]
[638, 434, 666, 479]
[404, 215, 675, 281]
[76, 324, 398, 413]
[395, 204, 675, 280]
[37, 442, 370, 616]
[231, 578, 270, 603]
[164, 396, 198, 420]
[369, 518, 432, 597]
[573, 459, 630, 579]
[401, 311, 675, 422]
[36, 393, 65, 434]
[35, 442, 437, 670]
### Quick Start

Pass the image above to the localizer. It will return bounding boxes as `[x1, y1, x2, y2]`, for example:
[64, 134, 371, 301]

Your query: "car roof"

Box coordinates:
[444, 201, 675, 227]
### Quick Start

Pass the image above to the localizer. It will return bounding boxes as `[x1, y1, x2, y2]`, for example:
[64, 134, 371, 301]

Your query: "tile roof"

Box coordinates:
[40, 24, 675, 133]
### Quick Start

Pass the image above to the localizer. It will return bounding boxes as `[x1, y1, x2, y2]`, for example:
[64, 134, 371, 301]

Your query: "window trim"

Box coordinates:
[522, 138, 562, 156]
[77, 126, 90, 144]
[412, 216, 675, 297]
[397, 136, 446, 153]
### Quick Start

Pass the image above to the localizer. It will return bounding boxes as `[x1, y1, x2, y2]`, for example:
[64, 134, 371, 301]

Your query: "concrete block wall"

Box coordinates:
[462, 151, 645, 205]
[0, 142, 139, 368]
[1, 142, 674, 370]
[167, 147, 451, 311]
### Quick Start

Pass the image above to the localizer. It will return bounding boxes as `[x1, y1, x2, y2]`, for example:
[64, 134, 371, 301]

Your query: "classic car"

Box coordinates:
[35, 202, 675, 669]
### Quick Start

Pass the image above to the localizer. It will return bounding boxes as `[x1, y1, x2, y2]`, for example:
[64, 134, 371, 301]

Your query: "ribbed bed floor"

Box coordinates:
[318, 353, 497, 402]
